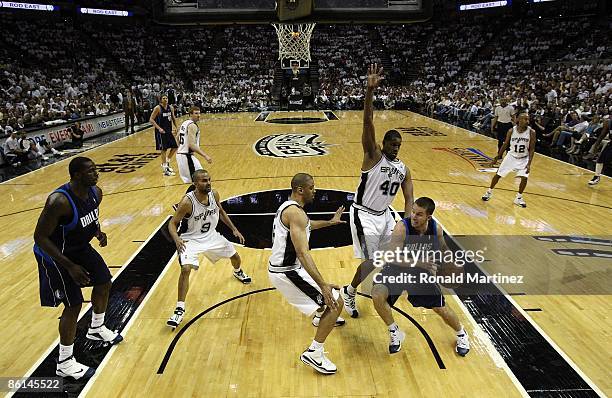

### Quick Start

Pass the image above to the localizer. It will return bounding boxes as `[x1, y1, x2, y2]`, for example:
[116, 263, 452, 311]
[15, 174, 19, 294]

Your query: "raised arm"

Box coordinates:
[401, 169, 414, 217]
[362, 64, 384, 168]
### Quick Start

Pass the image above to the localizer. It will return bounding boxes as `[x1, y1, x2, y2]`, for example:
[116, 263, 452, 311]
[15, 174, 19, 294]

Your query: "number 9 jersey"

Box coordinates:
[354, 156, 407, 213]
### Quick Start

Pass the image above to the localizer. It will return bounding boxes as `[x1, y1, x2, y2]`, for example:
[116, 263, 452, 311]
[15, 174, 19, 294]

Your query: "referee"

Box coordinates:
[491, 96, 516, 152]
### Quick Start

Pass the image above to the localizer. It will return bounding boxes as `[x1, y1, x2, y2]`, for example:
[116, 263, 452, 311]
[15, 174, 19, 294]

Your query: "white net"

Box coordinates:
[272, 23, 316, 62]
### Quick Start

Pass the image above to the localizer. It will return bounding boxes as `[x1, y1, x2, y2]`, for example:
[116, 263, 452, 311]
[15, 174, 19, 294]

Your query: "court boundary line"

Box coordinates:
[448, 294, 530, 398]
[79, 252, 177, 398]
[395, 109, 611, 180]
[4, 215, 171, 398]
[440, 220, 606, 397]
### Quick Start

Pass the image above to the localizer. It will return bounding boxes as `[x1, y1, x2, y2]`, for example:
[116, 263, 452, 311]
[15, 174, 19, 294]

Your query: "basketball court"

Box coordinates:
[1, 110, 610, 397]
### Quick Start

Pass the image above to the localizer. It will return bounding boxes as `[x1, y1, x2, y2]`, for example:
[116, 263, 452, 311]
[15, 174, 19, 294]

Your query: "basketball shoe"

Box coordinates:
[300, 347, 337, 374]
[86, 325, 123, 345]
[389, 328, 406, 354]
[456, 330, 470, 356]
[56, 356, 95, 380]
[513, 195, 527, 208]
[233, 269, 251, 284]
[341, 285, 359, 318]
[167, 307, 185, 329]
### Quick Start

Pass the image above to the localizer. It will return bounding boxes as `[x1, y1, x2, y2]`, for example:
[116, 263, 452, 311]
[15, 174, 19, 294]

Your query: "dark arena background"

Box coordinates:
[0, 0, 610, 397]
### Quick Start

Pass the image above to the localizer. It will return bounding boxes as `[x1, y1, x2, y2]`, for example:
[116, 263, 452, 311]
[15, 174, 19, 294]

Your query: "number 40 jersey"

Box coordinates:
[354, 156, 407, 213]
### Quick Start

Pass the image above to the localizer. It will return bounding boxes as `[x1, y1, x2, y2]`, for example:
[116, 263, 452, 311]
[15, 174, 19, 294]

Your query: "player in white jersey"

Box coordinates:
[166, 169, 251, 329]
[176, 106, 213, 183]
[482, 112, 536, 207]
[342, 64, 414, 318]
[268, 173, 345, 374]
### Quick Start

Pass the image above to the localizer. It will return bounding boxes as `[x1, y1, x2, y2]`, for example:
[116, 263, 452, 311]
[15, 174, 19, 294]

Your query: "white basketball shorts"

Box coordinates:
[268, 267, 340, 316]
[349, 205, 397, 260]
[497, 155, 529, 178]
[177, 153, 203, 183]
[179, 232, 237, 268]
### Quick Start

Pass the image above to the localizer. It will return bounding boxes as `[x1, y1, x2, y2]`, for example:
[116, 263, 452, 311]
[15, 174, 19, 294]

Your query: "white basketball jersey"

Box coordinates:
[354, 156, 407, 213]
[508, 126, 531, 158]
[180, 191, 219, 239]
[269, 200, 311, 272]
[178, 120, 200, 154]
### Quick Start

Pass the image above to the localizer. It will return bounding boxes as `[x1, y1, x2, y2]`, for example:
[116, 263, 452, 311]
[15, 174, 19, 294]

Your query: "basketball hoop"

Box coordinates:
[272, 23, 316, 63]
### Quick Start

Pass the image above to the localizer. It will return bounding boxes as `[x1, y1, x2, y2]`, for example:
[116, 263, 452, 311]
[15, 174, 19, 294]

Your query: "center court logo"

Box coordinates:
[254, 134, 335, 158]
[433, 147, 498, 172]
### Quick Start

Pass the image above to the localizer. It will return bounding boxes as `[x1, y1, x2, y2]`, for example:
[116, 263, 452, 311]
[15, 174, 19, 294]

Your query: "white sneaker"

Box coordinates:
[233, 269, 251, 284]
[456, 330, 470, 356]
[312, 314, 346, 327]
[341, 285, 359, 318]
[167, 307, 185, 330]
[481, 190, 492, 201]
[300, 347, 337, 374]
[86, 324, 123, 345]
[588, 176, 600, 185]
[56, 356, 96, 380]
[163, 168, 176, 176]
[167, 165, 175, 173]
[514, 196, 527, 208]
[389, 328, 406, 354]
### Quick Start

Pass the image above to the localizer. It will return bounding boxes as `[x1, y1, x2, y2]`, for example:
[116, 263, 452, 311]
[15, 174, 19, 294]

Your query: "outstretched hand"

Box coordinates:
[329, 206, 346, 225]
[367, 63, 384, 90]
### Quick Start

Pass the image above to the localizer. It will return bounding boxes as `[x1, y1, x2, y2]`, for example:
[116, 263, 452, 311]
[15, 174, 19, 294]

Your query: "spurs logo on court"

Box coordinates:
[254, 134, 334, 158]
[433, 147, 498, 173]
[97, 153, 160, 173]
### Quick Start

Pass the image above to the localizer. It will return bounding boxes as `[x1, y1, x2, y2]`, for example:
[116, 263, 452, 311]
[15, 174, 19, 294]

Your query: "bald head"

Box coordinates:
[291, 173, 313, 191]
[191, 169, 209, 182]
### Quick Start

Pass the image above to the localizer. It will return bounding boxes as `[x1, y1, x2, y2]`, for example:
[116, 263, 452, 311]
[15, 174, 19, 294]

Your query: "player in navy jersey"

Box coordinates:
[150, 94, 179, 177]
[371, 197, 469, 356]
[33, 157, 123, 380]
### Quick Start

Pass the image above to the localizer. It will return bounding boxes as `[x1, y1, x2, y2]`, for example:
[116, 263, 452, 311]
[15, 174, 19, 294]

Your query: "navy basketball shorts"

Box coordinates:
[35, 245, 112, 307]
[374, 265, 445, 309]
[155, 130, 178, 150]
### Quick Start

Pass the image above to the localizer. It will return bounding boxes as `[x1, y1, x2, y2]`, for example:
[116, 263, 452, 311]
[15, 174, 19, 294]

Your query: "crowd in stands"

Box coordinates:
[1, 9, 610, 172]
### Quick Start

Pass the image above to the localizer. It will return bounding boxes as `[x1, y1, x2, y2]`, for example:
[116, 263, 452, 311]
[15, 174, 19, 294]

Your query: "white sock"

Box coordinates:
[91, 312, 105, 328]
[456, 326, 466, 336]
[177, 301, 185, 310]
[59, 344, 73, 362]
[234, 267, 241, 273]
[309, 340, 324, 351]
[595, 163, 603, 176]
[516, 193, 523, 198]
[486, 188, 492, 194]
[346, 285, 356, 295]
[388, 322, 399, 332]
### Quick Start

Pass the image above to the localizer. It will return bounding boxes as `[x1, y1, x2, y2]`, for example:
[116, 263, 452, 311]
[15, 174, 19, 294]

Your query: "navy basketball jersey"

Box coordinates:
[402, 218, 439, 253]
[34, 183, 101, 255]
[156, 104, 173, 133]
